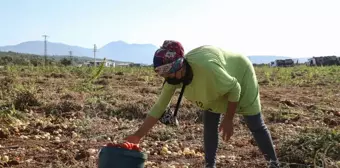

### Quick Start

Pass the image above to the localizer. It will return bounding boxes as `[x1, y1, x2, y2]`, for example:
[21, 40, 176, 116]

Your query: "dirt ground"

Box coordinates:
[0, 66, 339, 168]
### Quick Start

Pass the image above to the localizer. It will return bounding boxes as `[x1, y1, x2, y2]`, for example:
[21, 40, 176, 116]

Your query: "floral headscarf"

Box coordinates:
[153, 40, 185, 76]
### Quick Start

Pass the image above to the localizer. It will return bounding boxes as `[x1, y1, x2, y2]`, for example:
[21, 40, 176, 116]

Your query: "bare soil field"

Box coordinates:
[0, 65, 339, 168]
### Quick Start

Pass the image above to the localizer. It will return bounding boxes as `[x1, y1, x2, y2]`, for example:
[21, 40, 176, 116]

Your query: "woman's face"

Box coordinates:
[163, 66, 184, 79]
[162, 66, 186, 85]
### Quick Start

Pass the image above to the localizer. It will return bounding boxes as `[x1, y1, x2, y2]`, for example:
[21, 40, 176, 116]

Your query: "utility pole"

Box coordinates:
[69, 50, 73, 60]
[93, 44, 97, 67]
[42, 35, 48, 66]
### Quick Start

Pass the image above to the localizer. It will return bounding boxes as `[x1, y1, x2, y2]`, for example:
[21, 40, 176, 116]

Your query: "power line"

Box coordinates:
[42, 35, 49, 66]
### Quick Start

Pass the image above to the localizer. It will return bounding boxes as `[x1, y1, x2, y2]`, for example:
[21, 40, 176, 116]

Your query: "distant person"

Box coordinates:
[125, 40, 280, 168]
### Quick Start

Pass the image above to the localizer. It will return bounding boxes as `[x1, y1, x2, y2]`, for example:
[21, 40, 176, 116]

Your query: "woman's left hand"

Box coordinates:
[218, 119, 234, 142]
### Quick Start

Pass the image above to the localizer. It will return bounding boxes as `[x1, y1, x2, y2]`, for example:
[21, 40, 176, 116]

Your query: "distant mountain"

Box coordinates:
[98, 41, 158, 64]
[0, 41, 311, 64]
[247, 55, 310, 64]
[248, 55, 291, 64]
[0, 40, 158, 65]
[0, 41, 92, 57]
[294, 57, 309, 64]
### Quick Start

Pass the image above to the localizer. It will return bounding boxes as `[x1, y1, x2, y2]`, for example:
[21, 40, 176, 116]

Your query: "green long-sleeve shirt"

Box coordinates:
[148, 45, 261, 118]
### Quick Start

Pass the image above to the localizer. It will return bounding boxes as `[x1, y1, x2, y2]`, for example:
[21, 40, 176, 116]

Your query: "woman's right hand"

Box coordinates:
[123, 114, 159, 144]
[124, 134, 141, 144]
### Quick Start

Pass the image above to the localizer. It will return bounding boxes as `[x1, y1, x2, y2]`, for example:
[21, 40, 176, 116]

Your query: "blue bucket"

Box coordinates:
[98, 145, 148, 168]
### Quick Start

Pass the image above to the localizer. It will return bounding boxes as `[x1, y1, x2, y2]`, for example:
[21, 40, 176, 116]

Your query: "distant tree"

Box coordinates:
[72, 57, 79, 64]
[0, 56, 13, 65]
[30, 58, 43, 66]
[13, 57, 30, 66]
[60, 58, 72, 66]
[0, 51, 96, 66]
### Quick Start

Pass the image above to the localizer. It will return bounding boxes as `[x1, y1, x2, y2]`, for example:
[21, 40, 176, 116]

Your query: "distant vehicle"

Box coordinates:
[269, 59, 294, 67]
[307, 56, 340, 66]
[81, 60, 116, 67]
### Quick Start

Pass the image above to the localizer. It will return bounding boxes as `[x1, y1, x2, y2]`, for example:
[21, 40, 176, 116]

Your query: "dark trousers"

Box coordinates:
[203, 110, 279, 167]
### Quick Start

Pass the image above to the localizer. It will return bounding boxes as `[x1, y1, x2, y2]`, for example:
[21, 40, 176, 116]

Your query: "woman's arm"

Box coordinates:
[219, 101, 238, 141]
[224, 101, 238, 121]
[126, 83, 178, 141]
[133, 114, 159, 138]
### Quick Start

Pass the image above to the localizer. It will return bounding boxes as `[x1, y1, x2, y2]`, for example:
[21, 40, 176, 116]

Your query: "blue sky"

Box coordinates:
[1, 0, 339, 57]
